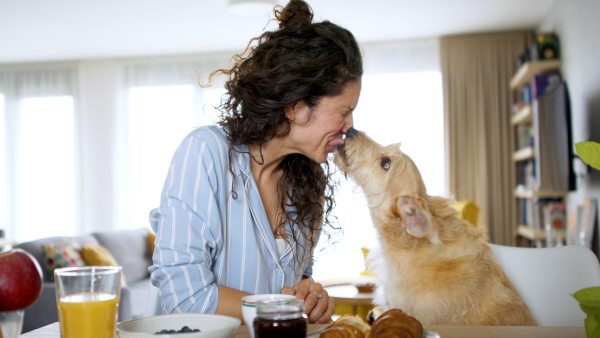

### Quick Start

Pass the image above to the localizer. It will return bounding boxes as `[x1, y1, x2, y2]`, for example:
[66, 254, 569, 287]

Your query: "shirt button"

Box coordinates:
[276, 268, 281, 274]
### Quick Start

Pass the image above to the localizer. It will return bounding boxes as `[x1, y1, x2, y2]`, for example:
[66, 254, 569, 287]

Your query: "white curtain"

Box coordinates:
[0, 64, 79, 241]
[116, 54, 231, 232]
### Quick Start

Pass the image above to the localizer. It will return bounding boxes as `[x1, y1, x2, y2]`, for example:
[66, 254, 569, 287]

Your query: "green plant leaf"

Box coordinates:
[585, 315, 600, 338]
[574, 287, 600, 308]
[576, 141, 600, 171]
[574, 287, 600, 337]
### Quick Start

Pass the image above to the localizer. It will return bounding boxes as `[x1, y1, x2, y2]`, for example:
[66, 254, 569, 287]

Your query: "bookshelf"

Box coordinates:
[511, 59, 570, 247]
[509, 59, 562, 89]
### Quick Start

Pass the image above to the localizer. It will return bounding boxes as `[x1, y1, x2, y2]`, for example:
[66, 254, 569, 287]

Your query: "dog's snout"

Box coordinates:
[345, 127, 358, 140]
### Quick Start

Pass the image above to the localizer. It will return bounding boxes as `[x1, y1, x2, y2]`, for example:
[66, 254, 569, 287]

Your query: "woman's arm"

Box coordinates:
[149, 128, 226, 315]
[215, 285, 251, 320]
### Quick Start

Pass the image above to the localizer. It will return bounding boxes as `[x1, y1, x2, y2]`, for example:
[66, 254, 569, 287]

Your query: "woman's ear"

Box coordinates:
[284, 100, 308, 124]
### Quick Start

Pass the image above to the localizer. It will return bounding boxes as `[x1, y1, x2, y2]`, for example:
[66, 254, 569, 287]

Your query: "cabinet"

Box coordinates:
[510, 59, 570, 247]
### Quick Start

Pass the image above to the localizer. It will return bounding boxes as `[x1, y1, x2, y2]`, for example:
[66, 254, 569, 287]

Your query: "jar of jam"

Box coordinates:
[253, 298, 308, 338]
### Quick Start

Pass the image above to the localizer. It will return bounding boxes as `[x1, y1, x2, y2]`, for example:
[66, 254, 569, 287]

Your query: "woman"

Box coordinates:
[148, 0, 362, 324]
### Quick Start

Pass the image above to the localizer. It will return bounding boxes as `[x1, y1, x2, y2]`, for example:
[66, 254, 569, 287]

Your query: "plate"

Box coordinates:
[307, 329, 440, 337]
[116, 313, 241, 338]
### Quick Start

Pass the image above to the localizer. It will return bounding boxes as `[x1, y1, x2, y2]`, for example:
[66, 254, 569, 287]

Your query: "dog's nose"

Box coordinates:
[346, 127, 357, 139]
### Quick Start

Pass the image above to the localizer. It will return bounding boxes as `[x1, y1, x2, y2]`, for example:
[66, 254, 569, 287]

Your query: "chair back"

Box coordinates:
[490, 244, 600, 326]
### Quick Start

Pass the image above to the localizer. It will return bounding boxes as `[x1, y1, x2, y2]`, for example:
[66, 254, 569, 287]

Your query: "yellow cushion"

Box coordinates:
[81, 244, 127, 287]
[453, 200, 480, 227]
[147, 232, 156, 253]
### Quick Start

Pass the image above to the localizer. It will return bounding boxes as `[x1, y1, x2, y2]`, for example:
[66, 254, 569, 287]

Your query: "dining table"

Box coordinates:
[19, 322, 587, 337]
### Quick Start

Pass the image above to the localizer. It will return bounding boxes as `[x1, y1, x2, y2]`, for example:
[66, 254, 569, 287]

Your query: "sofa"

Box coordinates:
[15, 227, 154, 333]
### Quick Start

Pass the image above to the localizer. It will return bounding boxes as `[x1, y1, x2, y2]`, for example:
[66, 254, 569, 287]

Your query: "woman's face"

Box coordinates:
[286, 79, 361, 164]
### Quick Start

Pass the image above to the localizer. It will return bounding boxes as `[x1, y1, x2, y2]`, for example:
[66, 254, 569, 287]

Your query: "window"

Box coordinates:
[13, 96, 76, 241]
[312, 71, 445, 281]
[122, 85, 223, 230]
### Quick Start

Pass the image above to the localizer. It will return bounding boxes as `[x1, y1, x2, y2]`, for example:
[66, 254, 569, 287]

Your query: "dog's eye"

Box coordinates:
[381, 157, 391, 171]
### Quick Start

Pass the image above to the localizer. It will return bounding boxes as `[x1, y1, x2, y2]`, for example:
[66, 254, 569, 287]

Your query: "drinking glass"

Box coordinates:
[55, 266, 122, 338]
[0, 310, 24, 338]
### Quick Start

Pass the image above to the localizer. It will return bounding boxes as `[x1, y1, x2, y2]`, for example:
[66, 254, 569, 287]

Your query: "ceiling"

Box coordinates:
[0, 0, 556, 64]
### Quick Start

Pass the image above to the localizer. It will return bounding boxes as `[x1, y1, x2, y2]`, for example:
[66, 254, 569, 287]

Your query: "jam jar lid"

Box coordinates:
[256, 298, 305, 320]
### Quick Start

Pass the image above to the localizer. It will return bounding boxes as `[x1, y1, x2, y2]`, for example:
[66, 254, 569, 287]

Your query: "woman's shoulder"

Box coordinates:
[185, 125, 229, 152]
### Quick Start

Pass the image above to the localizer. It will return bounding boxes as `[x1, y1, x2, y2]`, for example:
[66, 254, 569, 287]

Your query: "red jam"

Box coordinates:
[253, 298, 307, 338]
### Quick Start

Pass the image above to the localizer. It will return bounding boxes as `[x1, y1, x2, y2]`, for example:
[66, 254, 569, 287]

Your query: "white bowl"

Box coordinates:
[240, 294, 296, 338]
[116, 313, 241, 338]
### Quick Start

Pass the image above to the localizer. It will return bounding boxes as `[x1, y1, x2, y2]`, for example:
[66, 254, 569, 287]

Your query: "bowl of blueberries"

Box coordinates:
[116, 313, 241, 338]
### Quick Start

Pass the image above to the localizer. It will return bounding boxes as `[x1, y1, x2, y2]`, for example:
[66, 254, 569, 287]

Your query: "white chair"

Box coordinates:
[490, 243, 600, 326]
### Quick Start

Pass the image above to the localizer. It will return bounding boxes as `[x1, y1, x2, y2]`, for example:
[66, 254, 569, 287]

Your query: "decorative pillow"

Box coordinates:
[42, 240, 86, 281]
[81, 244, 127, 287]
[147, 231, 156, 253]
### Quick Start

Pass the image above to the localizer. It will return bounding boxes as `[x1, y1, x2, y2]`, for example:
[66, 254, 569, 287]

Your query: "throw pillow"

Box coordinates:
[81, 244, 127, 287]
[42, 239, 86, 281]
[147, 231, 156, 253]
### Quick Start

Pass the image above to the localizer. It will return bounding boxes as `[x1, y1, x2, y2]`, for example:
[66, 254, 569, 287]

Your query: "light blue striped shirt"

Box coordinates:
[148, 125, 316, 315]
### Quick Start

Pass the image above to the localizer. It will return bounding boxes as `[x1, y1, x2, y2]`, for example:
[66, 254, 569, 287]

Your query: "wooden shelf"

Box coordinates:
[510, 59, 562, 89]
[513, 147, 534, 162]
[514, 189, 568, 199]
[517, 225, 565, 241]
[511, 104, 533, 125]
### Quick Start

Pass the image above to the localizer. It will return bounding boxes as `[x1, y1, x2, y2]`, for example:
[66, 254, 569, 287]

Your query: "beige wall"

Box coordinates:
[538, 0, 600, 215]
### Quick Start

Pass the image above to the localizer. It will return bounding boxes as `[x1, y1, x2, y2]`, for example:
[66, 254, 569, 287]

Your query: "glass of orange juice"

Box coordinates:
[54, 266, 122, 338]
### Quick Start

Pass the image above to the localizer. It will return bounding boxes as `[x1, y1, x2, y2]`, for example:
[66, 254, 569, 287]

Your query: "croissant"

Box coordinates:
[320, 314, 371, 338]
[319, 324, 366, 338]
[370, 309, 423, 338]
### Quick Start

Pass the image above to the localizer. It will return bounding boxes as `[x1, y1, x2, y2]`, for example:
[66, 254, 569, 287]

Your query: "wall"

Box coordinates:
[538, 0, 600, 244]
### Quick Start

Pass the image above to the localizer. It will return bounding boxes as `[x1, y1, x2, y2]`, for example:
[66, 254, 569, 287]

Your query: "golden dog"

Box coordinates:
[333, 128, 536, 326]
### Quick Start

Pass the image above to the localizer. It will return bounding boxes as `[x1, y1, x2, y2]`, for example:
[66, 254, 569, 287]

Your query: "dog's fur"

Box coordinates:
[333, 128, 536, 326]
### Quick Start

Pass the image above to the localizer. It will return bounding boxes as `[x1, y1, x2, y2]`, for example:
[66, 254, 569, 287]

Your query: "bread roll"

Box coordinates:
[371, 309, 423, 338]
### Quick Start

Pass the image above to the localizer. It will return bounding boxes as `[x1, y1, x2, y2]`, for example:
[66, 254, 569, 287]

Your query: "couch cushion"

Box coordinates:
[41, 239, 86, 281]
[93, 228, 152, 285]
[147, 232, 156, 253]
[81, 244, 128, 287]
[16, 235, 99, 282]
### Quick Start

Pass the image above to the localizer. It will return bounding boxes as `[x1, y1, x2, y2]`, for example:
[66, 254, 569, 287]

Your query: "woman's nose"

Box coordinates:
[342, 115, 354, 134]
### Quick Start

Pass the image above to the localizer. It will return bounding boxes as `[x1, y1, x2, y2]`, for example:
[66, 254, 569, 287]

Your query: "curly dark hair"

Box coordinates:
[208, 0, 363, 260]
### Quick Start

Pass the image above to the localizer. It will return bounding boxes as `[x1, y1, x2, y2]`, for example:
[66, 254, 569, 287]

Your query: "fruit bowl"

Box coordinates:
[116, 313, 241, 338]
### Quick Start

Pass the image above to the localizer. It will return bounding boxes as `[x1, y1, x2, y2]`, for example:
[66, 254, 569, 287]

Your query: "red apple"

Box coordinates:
[0, 248, 43, 311]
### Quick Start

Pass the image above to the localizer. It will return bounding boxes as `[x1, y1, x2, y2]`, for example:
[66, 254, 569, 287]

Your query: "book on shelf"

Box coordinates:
[515, 160, 535, 192]
[543, 201, 566, 247]
[518, 198, 566, 247]
[521, 85, 532, 104]
[530, 72, 562, 100]
[515, 124, 534, 149]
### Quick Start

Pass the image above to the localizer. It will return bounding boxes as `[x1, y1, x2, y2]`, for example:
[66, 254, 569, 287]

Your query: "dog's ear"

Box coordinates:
[395, 196, 433, 238]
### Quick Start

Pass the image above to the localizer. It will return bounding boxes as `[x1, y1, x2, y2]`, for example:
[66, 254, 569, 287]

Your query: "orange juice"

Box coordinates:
[57, 292, 119, 338]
